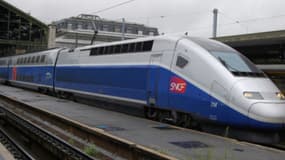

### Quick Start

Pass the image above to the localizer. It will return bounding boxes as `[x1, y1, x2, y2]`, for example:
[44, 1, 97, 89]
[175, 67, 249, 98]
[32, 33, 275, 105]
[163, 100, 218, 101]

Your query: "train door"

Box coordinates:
[209, 81, 229, 121]
[147, 53, 163, 106]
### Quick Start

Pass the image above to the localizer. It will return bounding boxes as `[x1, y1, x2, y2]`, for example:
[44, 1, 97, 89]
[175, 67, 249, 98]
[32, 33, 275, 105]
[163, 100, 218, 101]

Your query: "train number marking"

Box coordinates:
[169, 77, 187, 93]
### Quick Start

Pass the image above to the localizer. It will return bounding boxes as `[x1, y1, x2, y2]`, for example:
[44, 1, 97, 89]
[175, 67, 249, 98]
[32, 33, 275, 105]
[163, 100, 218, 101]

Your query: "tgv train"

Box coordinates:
[0, 35, 285, 143]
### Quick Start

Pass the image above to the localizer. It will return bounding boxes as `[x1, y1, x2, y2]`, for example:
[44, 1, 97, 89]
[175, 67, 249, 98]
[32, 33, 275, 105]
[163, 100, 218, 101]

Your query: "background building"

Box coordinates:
[54, 14, 159, 48]
[0, 0, 48, 56]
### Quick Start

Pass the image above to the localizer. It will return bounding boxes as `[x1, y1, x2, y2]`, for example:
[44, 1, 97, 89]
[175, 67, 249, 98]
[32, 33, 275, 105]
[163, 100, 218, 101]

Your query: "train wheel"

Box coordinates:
[146, 107, 158, 119]
[174, 113, 192, 128]
[157, 111, 170, 122]
[180, 114, 192, 128]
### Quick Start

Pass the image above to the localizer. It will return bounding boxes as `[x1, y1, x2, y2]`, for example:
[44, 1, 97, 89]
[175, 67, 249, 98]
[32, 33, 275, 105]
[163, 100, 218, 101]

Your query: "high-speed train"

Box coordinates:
[0, 35, 285, 143]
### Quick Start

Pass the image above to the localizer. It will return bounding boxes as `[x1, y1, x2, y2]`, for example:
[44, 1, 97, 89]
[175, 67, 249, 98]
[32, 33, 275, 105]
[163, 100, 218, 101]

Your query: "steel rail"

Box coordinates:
[0, 126, 34, 160]
[0, 106, 95, 160]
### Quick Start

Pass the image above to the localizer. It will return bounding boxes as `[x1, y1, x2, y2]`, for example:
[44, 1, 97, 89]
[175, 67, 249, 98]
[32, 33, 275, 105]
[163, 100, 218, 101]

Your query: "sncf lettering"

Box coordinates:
[169, 76, 187, 93]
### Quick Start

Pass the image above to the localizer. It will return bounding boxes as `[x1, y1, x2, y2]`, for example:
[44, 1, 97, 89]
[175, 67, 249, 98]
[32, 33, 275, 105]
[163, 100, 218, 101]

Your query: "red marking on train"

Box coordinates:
[12, 67, 17, 80]
[169, 76, 187, 93]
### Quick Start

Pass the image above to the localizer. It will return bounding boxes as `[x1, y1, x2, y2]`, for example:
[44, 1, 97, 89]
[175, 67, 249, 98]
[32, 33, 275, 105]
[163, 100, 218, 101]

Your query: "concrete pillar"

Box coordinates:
[48, 24, 56, 49]
[213, 8, 218, 38]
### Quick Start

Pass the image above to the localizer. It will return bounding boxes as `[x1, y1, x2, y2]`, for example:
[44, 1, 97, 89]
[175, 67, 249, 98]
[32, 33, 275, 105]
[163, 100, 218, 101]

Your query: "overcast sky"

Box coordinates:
[5, 0, 285, 37]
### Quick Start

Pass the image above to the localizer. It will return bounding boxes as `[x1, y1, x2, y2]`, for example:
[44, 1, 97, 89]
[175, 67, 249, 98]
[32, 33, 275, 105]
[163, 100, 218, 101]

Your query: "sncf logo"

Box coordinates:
[12, 67, 17, 80]
[169, 76, 187, 93]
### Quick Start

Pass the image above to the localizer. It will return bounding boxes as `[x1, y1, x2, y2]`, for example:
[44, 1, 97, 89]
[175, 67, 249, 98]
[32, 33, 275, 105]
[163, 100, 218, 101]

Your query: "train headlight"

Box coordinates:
[243, 92, 264, 100]
[276, 92, 285, 100]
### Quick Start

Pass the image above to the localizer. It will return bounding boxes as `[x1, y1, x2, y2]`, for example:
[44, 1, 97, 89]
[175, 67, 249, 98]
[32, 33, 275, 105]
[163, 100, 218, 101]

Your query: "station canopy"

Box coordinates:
[0, 0, 48, 56]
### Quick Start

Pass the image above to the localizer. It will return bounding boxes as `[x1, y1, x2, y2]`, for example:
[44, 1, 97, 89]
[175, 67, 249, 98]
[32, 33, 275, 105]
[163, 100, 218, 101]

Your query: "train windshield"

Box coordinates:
[211, 51, 265, 77]
[188, 37, 265, 77]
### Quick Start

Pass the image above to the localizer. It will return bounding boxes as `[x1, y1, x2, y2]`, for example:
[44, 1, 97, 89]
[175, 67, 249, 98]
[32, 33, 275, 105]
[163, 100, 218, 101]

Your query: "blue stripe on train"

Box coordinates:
[55, 65, 283, 129]
[0, 67, 8, 80]
[8, 66, 54, 86]
[6, 65, 282, 129]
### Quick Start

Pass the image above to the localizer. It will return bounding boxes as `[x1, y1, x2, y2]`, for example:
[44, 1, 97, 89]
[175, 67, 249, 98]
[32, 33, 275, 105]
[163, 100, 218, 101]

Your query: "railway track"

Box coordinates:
[0, 106, 96, 160]
[0, 127, 34, 160]
[0, 90, 176, 160]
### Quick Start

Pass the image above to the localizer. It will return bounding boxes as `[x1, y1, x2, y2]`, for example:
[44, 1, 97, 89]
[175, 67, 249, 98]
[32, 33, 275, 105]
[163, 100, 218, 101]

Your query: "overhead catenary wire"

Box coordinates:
[165, 11, 285, 35]
[88, 1, 285, 37]
[91, 0, 136, 14]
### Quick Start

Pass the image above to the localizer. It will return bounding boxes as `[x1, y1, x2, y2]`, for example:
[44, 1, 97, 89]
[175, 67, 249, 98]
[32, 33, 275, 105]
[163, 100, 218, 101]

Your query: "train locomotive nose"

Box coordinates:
[248, 102, 285, 129]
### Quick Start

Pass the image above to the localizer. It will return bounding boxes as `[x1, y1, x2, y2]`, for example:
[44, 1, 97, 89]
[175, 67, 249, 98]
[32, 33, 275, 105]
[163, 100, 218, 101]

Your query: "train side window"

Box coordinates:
[108, 46, 114, 54]
[23, 57, 27, 64]
[36, 56, 40, 63]
[90, 48, 98, 56]
[97, 47, 104, 55]
[176, 56, 189, 68]
[115, 45, 121, 54]
[16, 58, 19, 64]
[103, 47, 109, 55]
[27, 57, 31, 63]
[129, 43, 136, 52]
[40, 55, 46, 63]
[122, 44, 128, 53]
[19, 58, 23, 64]
[136, 42, 143, 52]
[143, 41, 153, 51]
[101, 47, 105, 55]
[112, 46, 116, 54]
[31, 56, 35, 63]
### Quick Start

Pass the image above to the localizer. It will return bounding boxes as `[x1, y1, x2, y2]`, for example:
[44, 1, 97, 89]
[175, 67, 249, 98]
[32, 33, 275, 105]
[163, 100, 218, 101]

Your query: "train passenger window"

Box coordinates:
[121, 44, 126, 53]
[89, 40, 153, 56]
[143, 41, 153, 51]
[104, 47, 108, 54]
[115, 45, 121, 53]
[129, 43, 136, 52]
[31, 56, 35, 63]
[27, 57, 31, 63]
[36, 56, 40, 63]
[136, 42, 143, 52]
[103, 47, 108, 55]
[90, 48, 98, 55]
[24, 57, 27, 64]
[108, 46, 114, 54]
[176, 56, 189, 68]
[16, 58, 19, 64]
[40, 55, 46, 63]
[101, 47, 105, 55]
[98, 47, 104, 55]
[122, 44, 128, 53]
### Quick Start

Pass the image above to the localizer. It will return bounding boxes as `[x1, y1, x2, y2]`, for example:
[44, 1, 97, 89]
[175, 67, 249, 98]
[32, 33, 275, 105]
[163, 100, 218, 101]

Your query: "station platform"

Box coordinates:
[0, 142, 15, 160]
[0, 84, 284, 160]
